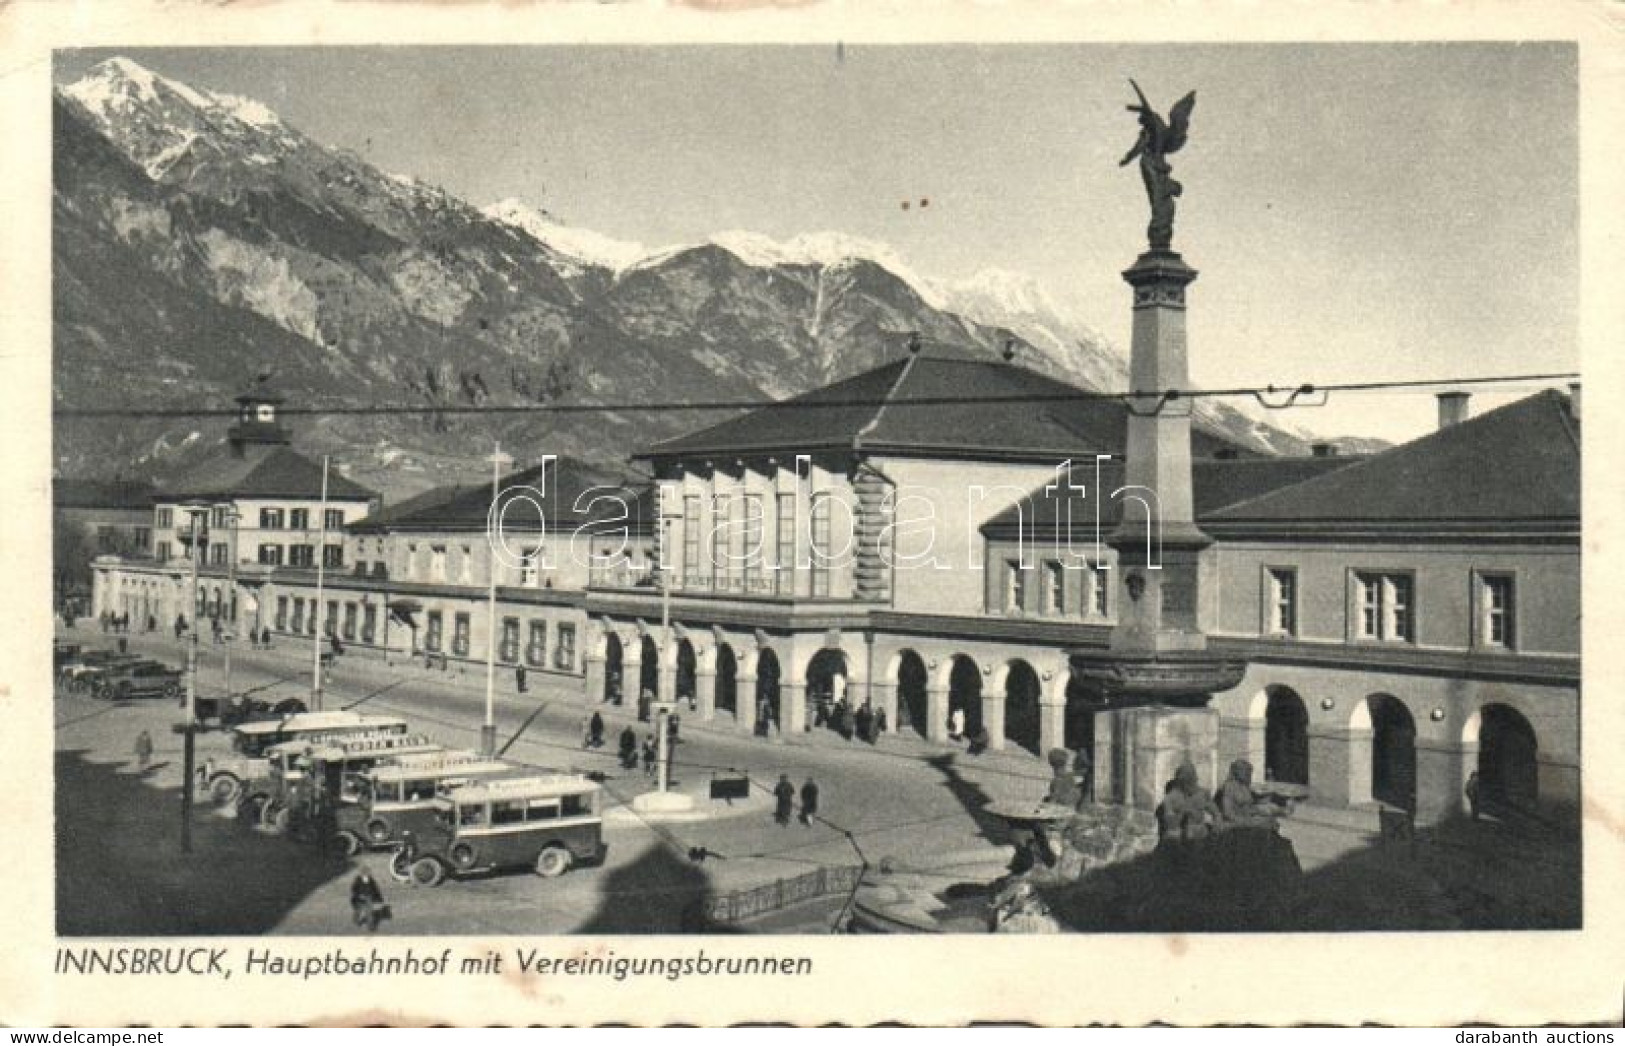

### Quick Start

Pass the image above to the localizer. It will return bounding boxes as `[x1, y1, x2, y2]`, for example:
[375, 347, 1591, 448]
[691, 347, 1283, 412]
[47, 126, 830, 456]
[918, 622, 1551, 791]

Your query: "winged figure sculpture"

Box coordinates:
[1120, 80, 1197, 250]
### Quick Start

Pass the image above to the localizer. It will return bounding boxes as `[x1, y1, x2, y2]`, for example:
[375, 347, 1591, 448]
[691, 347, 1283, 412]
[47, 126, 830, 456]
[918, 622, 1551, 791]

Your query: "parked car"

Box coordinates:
[95, 661, 183, 701]
[389, 774, 606, 886]
[74, 655, 162, 695]
[58, 650, 130, 690]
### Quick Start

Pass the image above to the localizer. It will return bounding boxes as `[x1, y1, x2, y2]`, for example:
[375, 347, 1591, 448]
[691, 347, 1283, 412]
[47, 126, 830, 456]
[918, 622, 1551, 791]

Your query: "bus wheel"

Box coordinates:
[239, 794, 268, 824]
[535, 845, 572, 879]
[450, 843, 477, 870]
[263, 801, 290, 834]
[209, 774, 242, 807]
[336, 831, 363, 857]
[411, 857, 446, 887]
[366, 820, 392, 845]
[388, 849, 414, 884]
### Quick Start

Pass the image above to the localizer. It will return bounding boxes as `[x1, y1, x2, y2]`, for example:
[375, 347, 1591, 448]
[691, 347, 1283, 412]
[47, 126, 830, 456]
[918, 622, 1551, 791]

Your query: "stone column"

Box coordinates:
[737, 675, 758, 736]
[695, 670, 717, 721]
[622, 653, 643, 704]
[982, 694, 1007, 752]
[1038, 697, 1068, 757]
[925, 685, 951, 744]
[781, 680, 807, 736]
[1308, 725, 1371, 808]
[869, 681, 897, 734]
[583, 656, 606, 705]
[1415, 737, 1476, 825]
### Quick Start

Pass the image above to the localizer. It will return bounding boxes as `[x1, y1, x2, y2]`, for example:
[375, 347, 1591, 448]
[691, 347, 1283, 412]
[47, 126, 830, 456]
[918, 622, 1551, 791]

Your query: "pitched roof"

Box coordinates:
[1206, 390, 1579, 527]
[982, 454, 1363, 537]
[53, 478, 158, 510]
[354, 456, 653, 534]
[161, 445, 375, 502]
[643, 348, 1250, 463]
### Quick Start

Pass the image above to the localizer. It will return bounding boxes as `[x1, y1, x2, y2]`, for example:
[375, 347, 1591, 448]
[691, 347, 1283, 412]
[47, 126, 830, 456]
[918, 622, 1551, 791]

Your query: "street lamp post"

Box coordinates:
[310, 456, 330, 711]
[482, 443, 513, 759]
[657, 516, 673, 794]
[177, 503, 209, 854]
[222, 506, 240, 711]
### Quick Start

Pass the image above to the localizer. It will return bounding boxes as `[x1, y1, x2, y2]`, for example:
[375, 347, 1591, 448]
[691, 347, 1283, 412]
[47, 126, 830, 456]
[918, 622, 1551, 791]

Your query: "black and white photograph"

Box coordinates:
[6, 5, 1623, 1027]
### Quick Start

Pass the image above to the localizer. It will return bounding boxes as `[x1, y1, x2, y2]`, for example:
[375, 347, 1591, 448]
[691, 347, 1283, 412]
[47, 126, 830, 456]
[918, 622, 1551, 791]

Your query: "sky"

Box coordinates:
[54, 44, 1579, 443]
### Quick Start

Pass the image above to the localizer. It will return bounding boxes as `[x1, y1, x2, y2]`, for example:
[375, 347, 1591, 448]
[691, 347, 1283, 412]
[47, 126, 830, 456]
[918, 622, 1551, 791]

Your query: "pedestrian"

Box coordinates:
[212, 617, 223, 644]
[618, 726, 638, 769]
[1465, 771, 1481, 821]
[99, 611, 109, 634]
[756, 697, 772, 737]
[134, 729, 153, 771]
[637, 688, 653, 723]
[174, 613, 187, 640]
[875, 707, 888, 738]
[855, 702, 874, 744]
[642, 737, 657, 778]
[261, 625, 272, 648]
[515, 663, 527, 693]
[590, 712, 605, 749]
[146, 614, 156, 634]
[773, 774, 795, 826]
[967, 723, 990, 756]
[581, 715, 594, 749]
[839, 703, 856, 742]
[799, 777, 820, 827]
[330, 633, 344, 657]
[667, 712, 680, 747]
[350, 869, 386, 933]
[949, 706, 966, 742]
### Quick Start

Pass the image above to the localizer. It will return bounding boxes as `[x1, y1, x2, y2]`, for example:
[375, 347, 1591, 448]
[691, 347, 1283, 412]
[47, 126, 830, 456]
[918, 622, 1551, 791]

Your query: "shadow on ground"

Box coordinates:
[57, 748, 356, 935]
[574, 842, 738, 934]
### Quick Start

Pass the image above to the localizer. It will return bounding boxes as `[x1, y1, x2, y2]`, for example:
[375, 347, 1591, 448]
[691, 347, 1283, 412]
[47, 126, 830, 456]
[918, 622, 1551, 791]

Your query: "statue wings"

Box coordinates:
[1164, 91, 1196, 155]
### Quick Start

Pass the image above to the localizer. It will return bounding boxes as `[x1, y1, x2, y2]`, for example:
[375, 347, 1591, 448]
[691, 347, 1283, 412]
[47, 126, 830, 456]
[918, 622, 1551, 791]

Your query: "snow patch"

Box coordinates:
[483, 199, 653, 272]
[141, 131, 197, 179]
[211, 92, 281, 128]
[707, 230, 945, 308]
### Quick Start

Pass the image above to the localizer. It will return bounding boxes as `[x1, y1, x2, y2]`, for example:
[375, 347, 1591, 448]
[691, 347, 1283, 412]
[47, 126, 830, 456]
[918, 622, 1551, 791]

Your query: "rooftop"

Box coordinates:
[161, 445, 375, 502]
[351, 455, 653, 534]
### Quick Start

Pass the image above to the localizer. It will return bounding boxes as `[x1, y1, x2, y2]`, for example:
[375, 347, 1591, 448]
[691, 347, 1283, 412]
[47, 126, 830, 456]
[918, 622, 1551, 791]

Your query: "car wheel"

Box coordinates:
[209, 774, 242, 807]
[535, 845, 572, 878]
[388, 849, 414, 884]
[163, 682, 179, 700]
[411, 857, 446, 887]
[336, 831, 363, 857]
[366, 819, 392, 845]
[264, 801, 290, 834]
[450, 843, 478, 870]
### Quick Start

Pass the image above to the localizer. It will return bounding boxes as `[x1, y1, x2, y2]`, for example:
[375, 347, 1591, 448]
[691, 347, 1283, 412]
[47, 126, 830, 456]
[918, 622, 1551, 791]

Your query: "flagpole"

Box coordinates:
[311, 455, 330, 711]
[482, 442, 512, 758]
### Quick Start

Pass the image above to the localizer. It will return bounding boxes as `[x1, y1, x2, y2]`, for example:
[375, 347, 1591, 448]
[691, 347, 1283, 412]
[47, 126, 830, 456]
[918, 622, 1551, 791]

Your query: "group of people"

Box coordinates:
[615, 724, 665, 778]
[1156, 758, 1288, 844]
[948, 707, 992, 756]
[98, 610, 133, 634]
[812, 695, 886, 744]
[772, 774, 820, 827]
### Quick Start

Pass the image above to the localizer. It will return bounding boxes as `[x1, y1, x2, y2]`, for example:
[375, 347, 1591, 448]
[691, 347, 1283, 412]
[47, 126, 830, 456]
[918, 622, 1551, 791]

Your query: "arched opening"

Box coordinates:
[1264, 685, 1310, 786]
[806, 648, 850, 732]
[639, 636, 660, 700]
[948, 656, 983, 739]
[715, 644, 738, 718]
[603, 632, 623, 703]
[675, 638, 697, 710]
[1002, 660, 1042, 756]
[754, 649, 782, 736]
[1369, 694, 1417, 811]
[1063, 668, 1102, 753]
[895, 650, 928, 738]
[1478, 703, 1539, 813]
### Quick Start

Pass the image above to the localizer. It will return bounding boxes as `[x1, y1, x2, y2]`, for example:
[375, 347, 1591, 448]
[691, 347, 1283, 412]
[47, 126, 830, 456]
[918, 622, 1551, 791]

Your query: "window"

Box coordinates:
[425, 611, 443, 652]
[406, 543, 419, 581]
[342, 603, 357, 641]
[1354, 572, 1414, 642]
[1005, 560, 1028, 614]
[324, 508, 344, 530]
[258, 544, 284, 566]
[452, 612, 471, 657]
[1091, 564, 1110, 617]
[1478, 573, 1516, 649]
[260, 508, 284, 530]
[322, 544, 343, 568]
[555, 623, 576, 671]
[431, 546, 448, 583]
[742, 494, 764, 588]
[1267, 568, 1297, 636]
[156, 508, 173, 528]
[289, 508, 309, 531]
[291, 598, 305, 633]
[276, 596, 288, 630]
[288, 545, 315, 568]
[500, 617, 520, 663]
[810, 493, 833, 597]
[525, 800, 561, 823]
[711, 494, 732, 588]
[682, 495, 701, 579]
[361, 603, 377, 644]
[776, 492, 796, 574]
[526, 620, 547, 667]
[210, 543, 228, 565]
[492, 800, 527, 826]
[519, 547, 540, 588]
[457, 803, 486, 828]
[134, 527, 151, 551]
[460, 545, 474, 584]
[156, 541, 171, 564]
[1045, 562, 1065, 615]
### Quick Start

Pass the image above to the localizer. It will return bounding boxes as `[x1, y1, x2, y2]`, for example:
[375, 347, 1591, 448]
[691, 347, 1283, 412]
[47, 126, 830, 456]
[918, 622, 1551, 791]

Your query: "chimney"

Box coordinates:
[1568, 382, 1581, 422]
[1436, 391, 1471, 430]
[1310, 442, 1337, 458]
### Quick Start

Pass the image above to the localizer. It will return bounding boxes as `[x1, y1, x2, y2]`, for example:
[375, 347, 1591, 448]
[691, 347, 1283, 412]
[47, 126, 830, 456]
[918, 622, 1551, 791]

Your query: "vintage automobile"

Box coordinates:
[193, 692, 307, 728]
[258, 731, 446, 836]
[200, 711, 410, 809]
[94, 660, 183, 701]
[390, 774, 606, 886]
[334, 753, 522, 855]
[53, 642, 83, 670]
[61, 652, 152, 693]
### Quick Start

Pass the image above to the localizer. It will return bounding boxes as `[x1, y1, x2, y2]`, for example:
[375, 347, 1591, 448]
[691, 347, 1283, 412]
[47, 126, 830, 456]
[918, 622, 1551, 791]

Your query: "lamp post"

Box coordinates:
[310, 456, 330, 711]
[221, 506, 241, 711]
[482, 443, 513, 758]
[177, 502, 210, 854]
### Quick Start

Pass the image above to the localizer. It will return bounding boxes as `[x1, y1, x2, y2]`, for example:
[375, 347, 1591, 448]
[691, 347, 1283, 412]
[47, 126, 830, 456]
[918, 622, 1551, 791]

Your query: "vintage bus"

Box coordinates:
[390, 774, 606, 886]
[333, 753, 523, 855]
[201, 712, 411, 808]
[258, 731, 445, 834]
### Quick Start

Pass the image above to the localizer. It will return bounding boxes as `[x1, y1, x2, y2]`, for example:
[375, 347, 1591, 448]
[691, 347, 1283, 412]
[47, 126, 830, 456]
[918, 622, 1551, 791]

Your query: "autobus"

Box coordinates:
[201, 712, 410, 807]
[391, 774, 606, 886]
[258, 731, 445, 834]
[334, 753, 524, 855]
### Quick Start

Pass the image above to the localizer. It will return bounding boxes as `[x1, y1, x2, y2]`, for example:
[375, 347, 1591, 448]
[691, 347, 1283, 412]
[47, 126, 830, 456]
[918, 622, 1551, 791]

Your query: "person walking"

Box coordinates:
[875, 707, 888, 739]
[515, 663, 527, 693]
[773, 774, 796, 826]
[642, 737, 657, 778]
[618, 726, 638, 770]
[134, 729, 153, 772]
[589, 712, 605, 749]
[174, 613, 187, 640]
[637, 689, 653, 723]
[756, 697, 772, 737]
[260, 625, 272, 648]
[212, 617, 223, 644]
[799, 777, 820, 827]
[350, 869, 386, 933]
[855, 702, 874, 744]
[581, 715, 595, 749]
[839, 703, 856, 743]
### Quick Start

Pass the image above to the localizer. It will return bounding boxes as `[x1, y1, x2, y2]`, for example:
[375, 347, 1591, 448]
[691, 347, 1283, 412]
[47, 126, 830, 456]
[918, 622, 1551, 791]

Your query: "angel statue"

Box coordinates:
[1120, 80, 1197, 250]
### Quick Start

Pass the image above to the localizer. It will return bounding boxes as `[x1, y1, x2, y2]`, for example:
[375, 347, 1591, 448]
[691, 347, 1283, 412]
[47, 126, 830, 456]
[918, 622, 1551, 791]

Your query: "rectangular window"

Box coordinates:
[519, 547, 540, 588]
[1479, 573, 1516, 649]
[555, 623, 576, 671]
[322, 544, 343, 568]
[526, 800, 561, 823]
[1091, 564, 1109, 617]
[810, 493, 833, 597]
[425, 611, 443, 653]
[406, 543, 418, 580]
[342, 602, 357, 641]
[210, 505, 228, 529]
[275, 596, 288, 630]
[776, 492, 796, 577]
[289, 508, 309, 531]
[210, 542, 228, 565]
[156, 508, 173, 528]
[156, 541, 171, 564]
[682, 495, 701, 580]
[259, 508, 284, 530]
[1006, 561, 1028, 614]
[460, 544, 474, 584]
[1267, 568, 1297, 636]
[500, 618, 520, 663]
[492, 800, 527, 826]
[1045, 561, 1065, 615]
[742, 494, 764, 589]
[711, 494, 732, 589]
[457, 803, 486, 828]
[431, 546, 448, 583]
[527, 620, 547, 667]
[258, 544, 284, 566]
[1354, 572, 1415, 642]
[324, 508, 345, 530]
[361, 603, 377, 644]
[288, 545, 314, 568]
[291, 599, 305, 634]
[135, 527, 151, 551]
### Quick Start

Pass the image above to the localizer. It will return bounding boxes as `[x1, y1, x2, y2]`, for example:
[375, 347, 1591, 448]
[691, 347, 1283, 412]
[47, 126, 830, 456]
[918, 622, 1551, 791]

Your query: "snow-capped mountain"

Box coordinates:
[53, 57, 1365, 496]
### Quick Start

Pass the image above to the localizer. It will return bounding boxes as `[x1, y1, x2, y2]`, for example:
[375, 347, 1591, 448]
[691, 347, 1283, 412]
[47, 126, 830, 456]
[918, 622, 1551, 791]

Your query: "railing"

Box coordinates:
[693, 865, 862, 926]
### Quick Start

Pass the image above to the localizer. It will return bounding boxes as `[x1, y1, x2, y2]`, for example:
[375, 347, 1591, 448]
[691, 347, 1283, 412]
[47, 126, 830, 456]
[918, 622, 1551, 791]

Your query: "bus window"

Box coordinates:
[526, 800, 561, 822]
[561, 794, 591, 818]
[373, 781, 398, 804]
[493, 800, 528, 826]
[458, 803, 488, 828]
